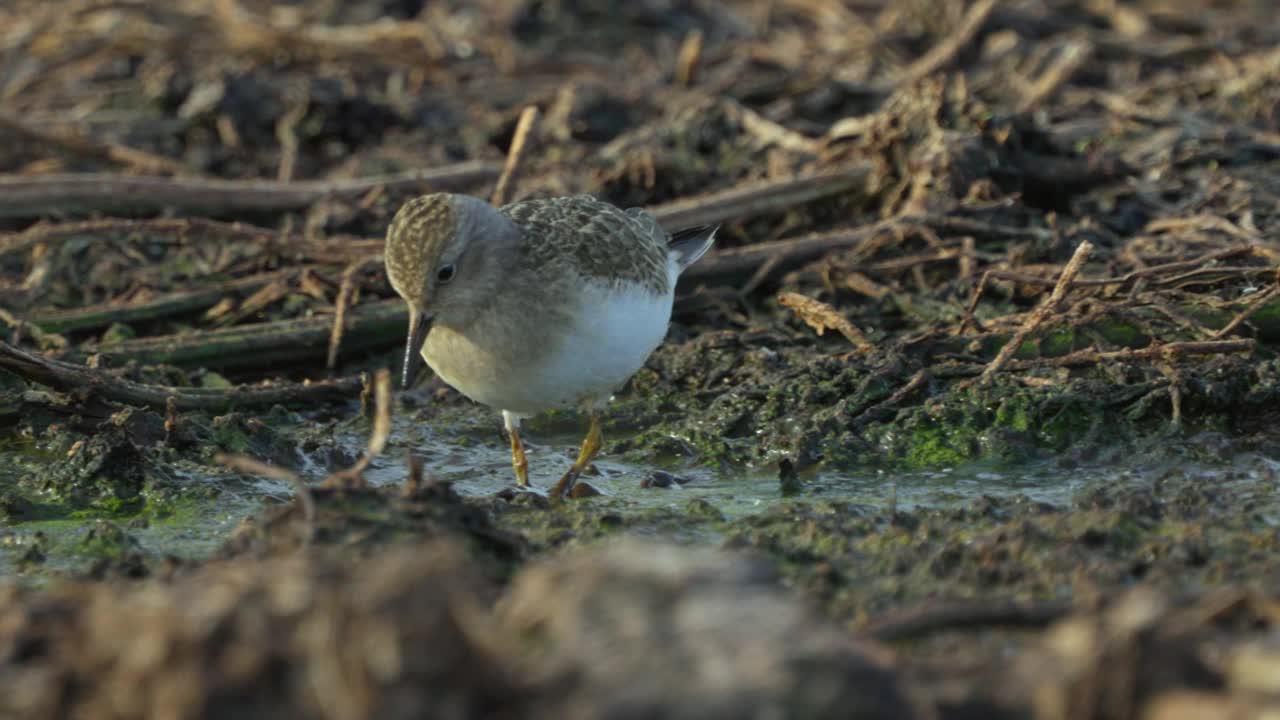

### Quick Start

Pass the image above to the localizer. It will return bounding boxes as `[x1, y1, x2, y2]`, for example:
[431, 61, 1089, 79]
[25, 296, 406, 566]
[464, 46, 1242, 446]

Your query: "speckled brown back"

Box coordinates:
[500, 195, 670, 294]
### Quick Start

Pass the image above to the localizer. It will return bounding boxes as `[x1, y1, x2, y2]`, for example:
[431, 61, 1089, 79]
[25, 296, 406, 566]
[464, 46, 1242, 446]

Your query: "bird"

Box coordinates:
[384, 192, 716, 498]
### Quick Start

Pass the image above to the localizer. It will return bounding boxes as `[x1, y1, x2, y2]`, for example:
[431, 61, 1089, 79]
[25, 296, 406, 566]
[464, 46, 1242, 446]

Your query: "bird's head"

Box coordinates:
[384, 193, 519, 387]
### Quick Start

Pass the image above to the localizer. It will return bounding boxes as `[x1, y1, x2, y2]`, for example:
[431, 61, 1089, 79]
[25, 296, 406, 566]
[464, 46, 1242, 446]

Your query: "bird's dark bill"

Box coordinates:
[401, 313, 432, 388]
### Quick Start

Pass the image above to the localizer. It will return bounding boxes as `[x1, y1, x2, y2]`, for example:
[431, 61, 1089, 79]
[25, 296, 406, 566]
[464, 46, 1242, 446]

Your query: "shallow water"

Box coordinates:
[5, 402, 1280, 580]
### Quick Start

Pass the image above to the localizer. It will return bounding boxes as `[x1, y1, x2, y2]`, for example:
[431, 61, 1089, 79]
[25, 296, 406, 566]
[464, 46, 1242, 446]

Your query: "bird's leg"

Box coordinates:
[551, 411, 601, 498]
[503, 411, 530, 487]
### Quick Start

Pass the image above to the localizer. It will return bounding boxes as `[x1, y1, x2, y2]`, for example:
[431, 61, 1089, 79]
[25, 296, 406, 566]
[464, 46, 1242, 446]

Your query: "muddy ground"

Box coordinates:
[2, 0, 1280, 717]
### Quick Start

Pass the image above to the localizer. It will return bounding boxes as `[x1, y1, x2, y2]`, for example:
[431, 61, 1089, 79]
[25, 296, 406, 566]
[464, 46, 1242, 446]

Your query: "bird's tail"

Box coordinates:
[668, 225, 718, 272]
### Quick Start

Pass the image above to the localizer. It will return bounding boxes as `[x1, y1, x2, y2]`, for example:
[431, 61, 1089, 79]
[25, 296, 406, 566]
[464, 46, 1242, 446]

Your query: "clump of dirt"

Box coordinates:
[219, 480, 525, 575]
[0, 542, 527, 720]
[4, 532, 1280, 719]
[500, 539, 931, 719]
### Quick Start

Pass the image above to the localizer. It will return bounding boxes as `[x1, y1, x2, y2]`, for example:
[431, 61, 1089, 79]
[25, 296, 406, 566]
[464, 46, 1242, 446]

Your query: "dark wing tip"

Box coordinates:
[668, 225, 718, 272]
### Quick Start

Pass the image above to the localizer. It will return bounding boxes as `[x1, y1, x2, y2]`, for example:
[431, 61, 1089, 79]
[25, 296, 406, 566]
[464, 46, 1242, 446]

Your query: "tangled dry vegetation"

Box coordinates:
[2, 0, 1280, 717]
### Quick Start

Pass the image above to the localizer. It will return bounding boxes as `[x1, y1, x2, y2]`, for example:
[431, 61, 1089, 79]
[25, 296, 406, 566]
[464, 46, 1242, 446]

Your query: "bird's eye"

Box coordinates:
[436, 264, 457, 283]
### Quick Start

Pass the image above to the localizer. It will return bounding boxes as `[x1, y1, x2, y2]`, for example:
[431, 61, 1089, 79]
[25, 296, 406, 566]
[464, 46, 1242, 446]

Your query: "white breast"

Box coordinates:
[423, 261, 678, 416]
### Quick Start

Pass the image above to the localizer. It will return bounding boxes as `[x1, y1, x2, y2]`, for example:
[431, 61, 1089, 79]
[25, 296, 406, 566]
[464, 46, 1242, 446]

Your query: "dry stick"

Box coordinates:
[0, 306, 66, 350]
[1016, 39, 1093, 113]
[864, 247, 965, 273]
[862, 599, 1072, 643]
[212, 0, 446, 64]
[275, 96, 309, 183]
[935, 340, 1255, 376]
[922, 214, 1056, 243]
[215, 453, 315, 528]
[324, 369, 392, 488]
[956, 245, 1261, 335]
[1164, 365, 1183, 429]
[28, 269, 299, 334]
[777, 291, 873, 353]
[403, 451, 425, 496]
[1154, 265, 1277, 288]
[882, 0, 1000, 91]
[852, 370, 929, 427]
[682, 220, 894, 286]
[0, 217, 377, 261]
[1212, 283, 1280, 339]
[0, 340, 363, 411]
[490, 106, 540, 207]
[959, 236, 975, 279]
[0, 160, 501, 218]
[979, 240, 1093, 385]
[957, 267, 996, 335]
[0, 111, 188, 175]
[2, 166, 872, 271]
[674, 29, 704, 87]
[72, 298, 407, 369]
[164, 396, 179, 442]
[1004, 340, 1254, 370]
[325, 260, 370, 371]
[982, 247, 1258, 291]
[649, 164, 873, 231]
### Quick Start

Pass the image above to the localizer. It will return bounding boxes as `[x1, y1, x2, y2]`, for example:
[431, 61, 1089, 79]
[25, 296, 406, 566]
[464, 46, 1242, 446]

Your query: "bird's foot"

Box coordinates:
[549, 412, 604, 500]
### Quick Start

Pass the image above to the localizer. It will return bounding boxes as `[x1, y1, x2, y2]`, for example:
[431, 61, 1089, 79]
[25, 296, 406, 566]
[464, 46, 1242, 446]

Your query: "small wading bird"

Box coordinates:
[385, 193, 715, 498]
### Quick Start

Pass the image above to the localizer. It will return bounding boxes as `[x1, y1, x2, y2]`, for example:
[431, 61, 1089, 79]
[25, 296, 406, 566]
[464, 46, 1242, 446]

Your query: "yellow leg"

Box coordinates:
[550, 413, 601, 498]
[509, 425, 530, 487]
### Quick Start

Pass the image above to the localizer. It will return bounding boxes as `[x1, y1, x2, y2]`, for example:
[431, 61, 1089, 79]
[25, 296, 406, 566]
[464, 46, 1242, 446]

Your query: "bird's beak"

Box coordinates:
[402, 308, 433, 388]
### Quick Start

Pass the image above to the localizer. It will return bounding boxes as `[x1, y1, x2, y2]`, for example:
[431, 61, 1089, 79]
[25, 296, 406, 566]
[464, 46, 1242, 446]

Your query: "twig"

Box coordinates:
[921, 214, 1056, 243]
[490, 106, 540, 207]
[1012, 340, 1255, 368]
[852, 370, 929, 427]
[0, 217, 378, 262]
[212, 0, 445, 65]
[0, 160, 501, 218]
[0, 111, 189, 175]
[1212, 283, 1280, 339]
[64, 299, 406, 369]
[844, 271, 892, 300]
[1164, 365, 1183, 430]
[0, 340, 363, 410]
[403, 451, 424, 497]
[324, 369, 392, 488]
[164, 396, 179, 443]
[326, 261, 371, 372]
[215, 453, 316, 533]
[28, 270, 300, 334]
[959, 236, 975, 279]
[275, 90, 309, 183]
[681, 221, 893, 286]
[0, 306, 66, 350]
[862, 598, 1071, 642]
[957, 245, 1259, 335]
[674, 29, 704, 87]
[649, 165, 872, 231]
[979, 240, 1093, 385]
[957, 268, 995, 335]
[777, 291, 873, 352]
[934, 340, 1255, 378]
[1017, 40, 1093, 113]
[207, 277, 291, 327]
[883, 0, 1000, 90]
